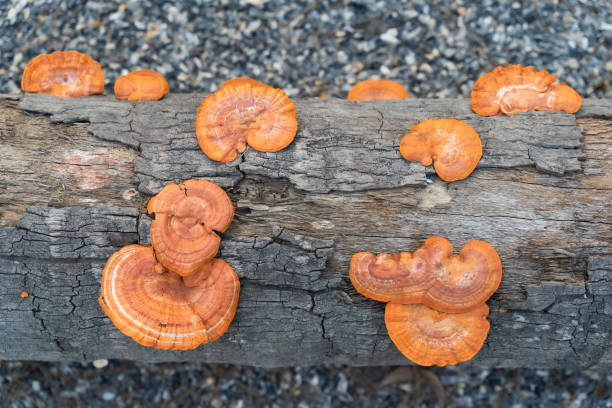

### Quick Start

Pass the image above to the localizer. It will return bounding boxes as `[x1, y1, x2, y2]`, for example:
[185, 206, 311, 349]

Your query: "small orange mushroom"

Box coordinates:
[114, 69, 169, 101]
[349, 236, 502, 313]
[195, 80, 298, 162]
[21, 50, 104, 97]
[99, 245, 240, 349]
[385, 303, 490, 366]
[219, 77, 265, 90]
[148, 179, 234, 277]
[399, 119, 482, 182]
[347, 79, 410, 100]
[471, 65, 582, 116]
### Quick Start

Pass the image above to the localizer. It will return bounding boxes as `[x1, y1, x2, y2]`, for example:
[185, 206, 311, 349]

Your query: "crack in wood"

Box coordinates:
[0, 96, 609, 368]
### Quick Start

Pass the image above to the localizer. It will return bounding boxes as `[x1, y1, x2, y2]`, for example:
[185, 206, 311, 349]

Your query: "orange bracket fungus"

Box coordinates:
[349, 236, 502, 313]
[21, 50, 104, 97]
[385, 303, 490, 366]
[114, 69, 169, 101]
[471, 64, 582, 116]
[99, 245, 240, 350]
[219, 77, 265, 90]
[347, 79, 410, 100]
[195, 78, 298, 162]
[400, 118, 482, 182]
[147, 179, 234, 277]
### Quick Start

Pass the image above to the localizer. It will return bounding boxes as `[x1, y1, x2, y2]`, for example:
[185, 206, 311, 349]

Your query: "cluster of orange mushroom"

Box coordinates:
[99, 179, 239, 350]
[348, 65, 581, 182]
[347, 64, 581, 116]
[345, 66, 580, 365]
[19, 50, 584, 359]
[348, 80, 484, 182]
[350, 237, 502, 366]
[21, 50, 169, 101]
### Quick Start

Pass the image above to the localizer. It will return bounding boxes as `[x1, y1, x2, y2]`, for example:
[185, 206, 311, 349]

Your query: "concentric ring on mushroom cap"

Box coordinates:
[471, 64, 581, 116]
[114, 69, 169, 101]
[400, 119, 482, 182]
[99, 245, 240, 350]
[182, 262, 212, 288]
[349, 236, 502, 313]
[196, 81, 298, 162]
[347, 79, 410, 100]
[21, 50, 104, 98]
[148, 179, 234, 276]
[385, 303, 490, 366]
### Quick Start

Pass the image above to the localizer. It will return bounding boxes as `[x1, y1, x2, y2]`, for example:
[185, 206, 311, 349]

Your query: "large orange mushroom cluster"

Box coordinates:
[471, 64, 582, 116]
[99, 179, 239, 350]
[22, 50, 583, 359]
[195, 77, 298, 162]
[349, 236, 502, 366]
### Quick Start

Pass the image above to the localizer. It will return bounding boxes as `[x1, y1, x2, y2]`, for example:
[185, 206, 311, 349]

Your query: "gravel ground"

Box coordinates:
[2, 361, 611, 407]
[1, 1, 611, 407]
[0, 0, 610, 97]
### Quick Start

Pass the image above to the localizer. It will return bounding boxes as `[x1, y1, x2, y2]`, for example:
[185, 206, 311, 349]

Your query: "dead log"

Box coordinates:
[0, 94, 610, 369]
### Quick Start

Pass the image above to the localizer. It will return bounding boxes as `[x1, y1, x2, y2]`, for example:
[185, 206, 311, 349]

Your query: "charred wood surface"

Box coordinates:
[0, 95, 610, 369]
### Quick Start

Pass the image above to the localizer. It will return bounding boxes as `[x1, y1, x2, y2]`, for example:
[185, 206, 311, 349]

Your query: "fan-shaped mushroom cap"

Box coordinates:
[99, 245, 240, 350]
[471, 65, 582, 116]
[196, 81, 298, 162]
[21, 50, 104, 97]
[400, 119, 482, 182]
[220, 77, 265, 90]
[385, 303, 490, 366]
[114, 69, 169, 101]
[347, 79, 410, 100]
[148, 179, 234, 276]
[349, 237, 502, 313]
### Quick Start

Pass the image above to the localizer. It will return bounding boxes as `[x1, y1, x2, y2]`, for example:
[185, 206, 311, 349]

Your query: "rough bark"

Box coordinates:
[0, 94, 610, 370]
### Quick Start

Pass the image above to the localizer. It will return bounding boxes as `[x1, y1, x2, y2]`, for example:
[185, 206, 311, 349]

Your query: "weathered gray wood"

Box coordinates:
[0, 95, 610, 370]
[17, 94, 586, 194]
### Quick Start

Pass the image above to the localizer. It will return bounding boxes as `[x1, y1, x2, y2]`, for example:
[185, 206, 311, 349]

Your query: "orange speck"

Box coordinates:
[20, 291, 29, 298]
[499, 308, 507, 313]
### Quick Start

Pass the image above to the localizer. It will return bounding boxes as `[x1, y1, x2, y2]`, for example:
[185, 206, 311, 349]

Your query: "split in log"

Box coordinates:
[0, 94, 610, 370]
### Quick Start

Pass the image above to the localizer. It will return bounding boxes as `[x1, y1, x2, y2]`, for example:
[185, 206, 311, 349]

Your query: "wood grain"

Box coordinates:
[0, 95, 609, 369]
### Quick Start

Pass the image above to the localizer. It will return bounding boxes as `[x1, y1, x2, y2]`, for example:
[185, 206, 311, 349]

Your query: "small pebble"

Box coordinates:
[102, 389, 116, 401]
[92, 359, 109, 369]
